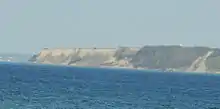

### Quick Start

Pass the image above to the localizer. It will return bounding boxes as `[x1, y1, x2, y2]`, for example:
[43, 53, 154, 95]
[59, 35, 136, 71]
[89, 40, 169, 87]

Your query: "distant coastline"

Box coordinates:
[28, 45, 220, 73]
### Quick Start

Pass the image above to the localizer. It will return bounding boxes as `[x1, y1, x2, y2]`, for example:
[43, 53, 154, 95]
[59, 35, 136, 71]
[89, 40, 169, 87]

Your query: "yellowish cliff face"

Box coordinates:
[31, 47, 140, 67]
[38, 48, 115, 59]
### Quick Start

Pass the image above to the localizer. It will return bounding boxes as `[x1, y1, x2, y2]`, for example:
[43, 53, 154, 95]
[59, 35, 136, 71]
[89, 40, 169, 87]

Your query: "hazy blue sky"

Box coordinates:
[0, 0, 219, 53]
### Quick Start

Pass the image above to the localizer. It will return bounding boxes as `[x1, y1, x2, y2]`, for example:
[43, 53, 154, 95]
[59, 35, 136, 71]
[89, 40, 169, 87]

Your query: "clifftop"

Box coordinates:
[29, 46, 220, 73]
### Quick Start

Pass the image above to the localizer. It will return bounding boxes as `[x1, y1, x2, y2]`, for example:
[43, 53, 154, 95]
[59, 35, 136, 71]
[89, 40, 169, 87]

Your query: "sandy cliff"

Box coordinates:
[29, 47, 139, 67]
[29, 46, 220, 73]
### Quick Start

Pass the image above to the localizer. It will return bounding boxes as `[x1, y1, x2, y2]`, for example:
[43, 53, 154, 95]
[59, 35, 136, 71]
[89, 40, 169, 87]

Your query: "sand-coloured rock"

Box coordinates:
[29, 47, 139, 67]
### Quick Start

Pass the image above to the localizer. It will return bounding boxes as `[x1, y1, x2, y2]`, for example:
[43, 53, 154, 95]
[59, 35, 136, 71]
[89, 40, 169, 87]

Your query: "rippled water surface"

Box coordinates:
[0, 62, 220, 109]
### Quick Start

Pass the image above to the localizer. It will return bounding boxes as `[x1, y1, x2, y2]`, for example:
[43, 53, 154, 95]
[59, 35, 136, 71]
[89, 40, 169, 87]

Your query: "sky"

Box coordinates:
[0, 0, 220, 54]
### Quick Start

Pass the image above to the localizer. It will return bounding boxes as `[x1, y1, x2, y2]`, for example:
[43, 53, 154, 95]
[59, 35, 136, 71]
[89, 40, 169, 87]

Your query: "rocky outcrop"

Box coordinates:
[29, 45, 220, 73]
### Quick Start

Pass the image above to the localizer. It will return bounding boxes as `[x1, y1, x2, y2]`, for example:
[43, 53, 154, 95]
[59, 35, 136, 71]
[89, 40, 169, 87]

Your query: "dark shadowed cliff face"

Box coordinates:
[131, 46, 207, 68]
[114, 47, 137, 60]
[131, 45, 220, 72]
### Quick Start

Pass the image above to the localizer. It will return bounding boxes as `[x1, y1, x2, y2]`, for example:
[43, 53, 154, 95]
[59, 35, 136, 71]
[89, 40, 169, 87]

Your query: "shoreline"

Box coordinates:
[0, 61, 218, 75]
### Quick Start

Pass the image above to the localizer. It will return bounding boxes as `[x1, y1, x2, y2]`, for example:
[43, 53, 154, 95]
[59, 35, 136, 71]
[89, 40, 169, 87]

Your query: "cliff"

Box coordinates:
[29, 46, 220, 73]
[29, 47, 139, 67]
[131, 45, 220, 72]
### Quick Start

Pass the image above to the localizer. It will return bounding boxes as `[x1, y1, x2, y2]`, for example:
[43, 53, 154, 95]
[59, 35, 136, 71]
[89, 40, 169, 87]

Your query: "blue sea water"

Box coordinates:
[0, 62, 220, 109]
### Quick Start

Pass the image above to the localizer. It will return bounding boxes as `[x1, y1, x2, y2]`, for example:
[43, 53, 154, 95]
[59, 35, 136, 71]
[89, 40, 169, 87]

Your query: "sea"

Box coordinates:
[0, 62, 220, 109]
